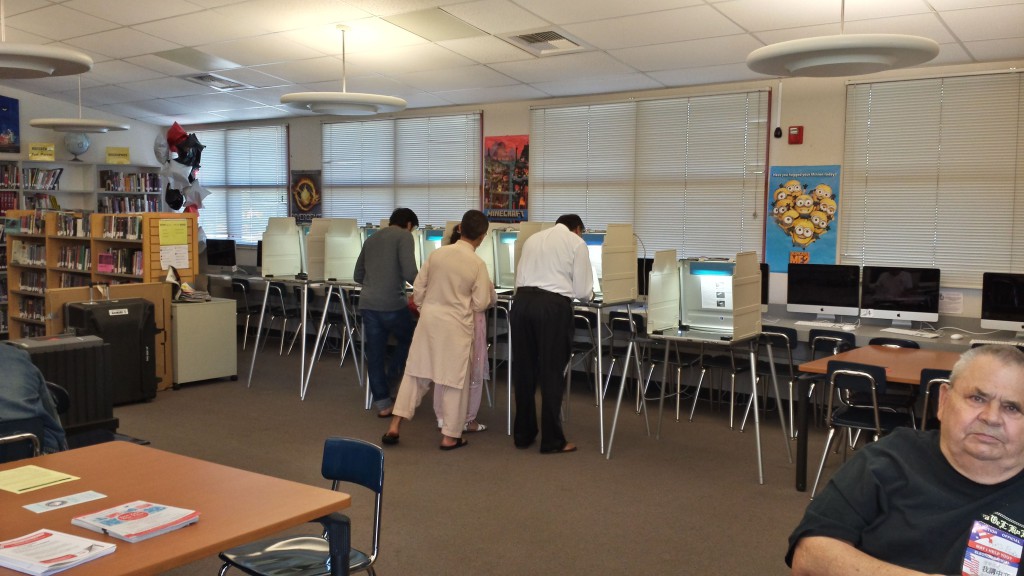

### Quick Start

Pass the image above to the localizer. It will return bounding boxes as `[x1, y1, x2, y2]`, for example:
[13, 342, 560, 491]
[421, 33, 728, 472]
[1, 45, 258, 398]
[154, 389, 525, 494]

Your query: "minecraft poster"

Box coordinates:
[483, 135, 528, 223]
[0, 95, 19, 154]
[764, 165, 840, 273]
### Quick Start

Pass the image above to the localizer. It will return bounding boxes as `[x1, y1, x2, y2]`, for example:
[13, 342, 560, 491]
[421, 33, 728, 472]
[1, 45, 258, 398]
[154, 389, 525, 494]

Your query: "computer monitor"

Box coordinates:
[420, 226, 446, 264]
[981, 272, 1024, 337]
[256, 240, 263, 269]
[492, 228, 518, 290]
[205, 238, 236, 267]
[860, 265, 941, 326]
[582, 232, 604, 297]
[260, 217, 304, 278]
[786, 263, 860, 320]
[760, 262, 769, 313]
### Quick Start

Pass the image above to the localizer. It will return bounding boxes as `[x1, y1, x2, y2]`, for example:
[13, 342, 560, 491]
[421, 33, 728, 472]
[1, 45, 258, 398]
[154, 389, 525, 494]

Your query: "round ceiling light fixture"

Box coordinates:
[29, 75, 130, 133]
[747, 33, 940, 77]
[0, 42, 92, 78]
[280, 25, 407, 116]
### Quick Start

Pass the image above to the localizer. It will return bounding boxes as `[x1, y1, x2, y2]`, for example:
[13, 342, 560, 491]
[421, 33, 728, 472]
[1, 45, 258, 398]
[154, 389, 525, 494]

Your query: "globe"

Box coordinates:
[64, 132, 90, 161]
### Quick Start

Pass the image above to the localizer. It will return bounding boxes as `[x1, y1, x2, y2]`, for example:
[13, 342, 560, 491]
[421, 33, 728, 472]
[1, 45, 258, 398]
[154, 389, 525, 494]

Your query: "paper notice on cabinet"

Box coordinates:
[160, 244, 190, 271]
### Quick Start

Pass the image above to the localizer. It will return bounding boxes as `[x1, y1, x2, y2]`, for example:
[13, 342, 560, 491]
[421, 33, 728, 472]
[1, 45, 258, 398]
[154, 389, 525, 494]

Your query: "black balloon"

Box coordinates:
[173, 133, 205, 168]
[165, 184, 184, 211]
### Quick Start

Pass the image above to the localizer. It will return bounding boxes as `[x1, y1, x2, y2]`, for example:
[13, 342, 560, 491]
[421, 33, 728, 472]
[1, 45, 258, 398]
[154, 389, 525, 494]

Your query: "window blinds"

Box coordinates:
[530, 91, 768, 259]
[322, 113, 482, 226]
[841, 72, 1024, 287]
[196, 125, 289, 242]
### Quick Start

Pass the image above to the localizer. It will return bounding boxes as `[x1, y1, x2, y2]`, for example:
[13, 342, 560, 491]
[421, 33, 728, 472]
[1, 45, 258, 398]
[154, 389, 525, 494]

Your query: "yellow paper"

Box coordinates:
[0, 465, 79, 494]
[158, 219, 188, 245]
[106, 146, 130, 164]
[28, 143, 56, 162]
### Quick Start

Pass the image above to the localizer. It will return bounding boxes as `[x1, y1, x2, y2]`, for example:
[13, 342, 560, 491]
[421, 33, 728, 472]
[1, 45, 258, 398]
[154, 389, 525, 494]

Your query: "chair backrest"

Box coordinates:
[609, 311, 645, 336]
[46, 382, 71, 417]
[809, 329, 856, 359]
[826, 360, 888, 397]
[762, 326, 798, 350]
[231, 278, 251, 308]
[0, 420, 44, 463]
[919, 368, 952, 431]
[321, 437, 384, 566]
[573, 312, 597, 346]
[869, 337, 920, 349]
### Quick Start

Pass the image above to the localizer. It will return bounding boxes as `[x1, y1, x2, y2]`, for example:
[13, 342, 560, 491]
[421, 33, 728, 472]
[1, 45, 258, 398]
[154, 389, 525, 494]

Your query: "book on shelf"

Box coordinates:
[0, 529, 115, 576]
[71, 500, 199, 543]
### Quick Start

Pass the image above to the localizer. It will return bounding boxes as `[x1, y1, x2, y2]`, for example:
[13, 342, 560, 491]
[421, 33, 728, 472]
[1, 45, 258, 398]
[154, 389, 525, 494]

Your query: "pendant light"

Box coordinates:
[746, 0, 939, 78]
[280, 25, 406, 116]
[30, 75, 130, 133]
[0, 0, 92, 79]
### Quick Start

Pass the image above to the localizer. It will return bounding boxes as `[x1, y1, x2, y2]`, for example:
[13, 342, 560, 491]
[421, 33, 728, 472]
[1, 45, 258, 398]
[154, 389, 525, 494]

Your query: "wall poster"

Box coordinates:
[764, 165, 841, 274]
[289, 169, 322, 226]
[483, 135, 528, 223]
[0, 95, 19, 154]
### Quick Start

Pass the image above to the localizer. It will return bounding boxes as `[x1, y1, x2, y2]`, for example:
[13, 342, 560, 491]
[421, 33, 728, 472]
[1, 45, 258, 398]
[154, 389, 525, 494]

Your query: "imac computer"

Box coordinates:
[786, 263, 860, 321]
[860, 265, 941, 326]
[205, 238, 236, 268]
[981, 272, 1024, 338]
[260, 217, 305, 278]
[760, 262, 769, 313]
[256, 240, 262, 269]
[637, 257, 654, 298]
[323, 218, 361, 283]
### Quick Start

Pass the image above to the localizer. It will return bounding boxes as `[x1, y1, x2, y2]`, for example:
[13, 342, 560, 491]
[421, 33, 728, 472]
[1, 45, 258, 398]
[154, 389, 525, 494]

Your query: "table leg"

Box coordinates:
[796, 378, 809, 491]
[656, 341, 671, 439]
[246, 283, 271, 387]
[302, 285, 333, 400]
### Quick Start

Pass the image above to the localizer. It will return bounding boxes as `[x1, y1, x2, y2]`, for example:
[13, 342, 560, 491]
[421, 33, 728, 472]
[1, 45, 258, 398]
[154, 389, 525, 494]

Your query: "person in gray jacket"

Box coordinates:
[354, 208, 419, 417]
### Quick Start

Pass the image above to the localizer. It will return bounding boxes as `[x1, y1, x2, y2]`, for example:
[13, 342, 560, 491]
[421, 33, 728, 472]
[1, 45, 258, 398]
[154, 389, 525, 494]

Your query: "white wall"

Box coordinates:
[0, 85, 163, 166]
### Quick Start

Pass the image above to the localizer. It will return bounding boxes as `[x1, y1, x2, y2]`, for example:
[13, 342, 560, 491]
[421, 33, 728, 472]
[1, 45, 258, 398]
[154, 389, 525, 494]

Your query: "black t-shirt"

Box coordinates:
[786, 428, 1024, 573]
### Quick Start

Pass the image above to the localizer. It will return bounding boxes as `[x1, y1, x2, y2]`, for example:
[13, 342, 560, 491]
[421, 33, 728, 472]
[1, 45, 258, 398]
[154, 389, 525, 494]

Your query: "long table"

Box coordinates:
[794, 345, 961, 491]
[0, 441, 350, 576]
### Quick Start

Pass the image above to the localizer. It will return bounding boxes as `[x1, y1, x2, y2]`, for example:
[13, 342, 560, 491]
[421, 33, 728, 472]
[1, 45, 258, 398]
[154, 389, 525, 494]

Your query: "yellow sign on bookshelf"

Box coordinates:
[29, 143, 55, 162]
[106, 146, 130, 165]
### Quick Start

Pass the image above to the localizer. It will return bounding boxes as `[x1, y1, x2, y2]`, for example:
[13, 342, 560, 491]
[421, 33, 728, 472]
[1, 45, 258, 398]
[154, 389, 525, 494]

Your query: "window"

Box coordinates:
[841, 72, 1024, 287]
[322, 113, 482, 225]
[195, 125, 289, 242]
[530, 91, 769, 259]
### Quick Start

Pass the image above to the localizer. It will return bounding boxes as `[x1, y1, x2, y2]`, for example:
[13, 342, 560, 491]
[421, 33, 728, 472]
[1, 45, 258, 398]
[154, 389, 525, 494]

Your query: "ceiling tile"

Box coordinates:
[940, 4, 1024, 41]
[198, 34, 326, 67]
[490, 51, 636, 83]
[254, 57, 348, 84]
[120, 76, 216, 98]
[441, 0, 550, 35]
[564, 5, 744, 51]
[65, 28, 181, 59]
[80, 84, 154, 106]
[530, 72, 664, 97]
[612, 35, 763, 72]
[433, 82, 548, 104]
[133, 10, 272, 45]
[89, 60, 168, 84]
[213, 0, 370, 33]
[346, 43, 476, 74]
[393, 65, 517, 91]
[963, 37, 1024, 60]
[6, 4, 120, 41]
[842, 13, 955, 42]
[61, 0, 206, 26]
[508, 0, 701, 25]
[438, 36, 532, 64]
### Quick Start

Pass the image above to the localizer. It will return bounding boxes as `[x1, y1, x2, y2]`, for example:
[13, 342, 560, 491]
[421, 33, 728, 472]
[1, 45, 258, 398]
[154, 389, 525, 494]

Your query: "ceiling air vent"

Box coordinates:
[185, 73, 249, 91]
[504, 28, 590, 57]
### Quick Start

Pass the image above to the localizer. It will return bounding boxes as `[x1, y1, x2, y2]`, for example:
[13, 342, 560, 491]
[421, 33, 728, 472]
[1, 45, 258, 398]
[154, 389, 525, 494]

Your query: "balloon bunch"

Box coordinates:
[154, 122, 210, 214]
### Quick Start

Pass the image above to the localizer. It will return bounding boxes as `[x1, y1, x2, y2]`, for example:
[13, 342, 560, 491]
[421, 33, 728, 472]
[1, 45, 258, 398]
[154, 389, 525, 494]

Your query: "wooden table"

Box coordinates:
[794, 345, 961, 491]
[0, 441, 350, 576]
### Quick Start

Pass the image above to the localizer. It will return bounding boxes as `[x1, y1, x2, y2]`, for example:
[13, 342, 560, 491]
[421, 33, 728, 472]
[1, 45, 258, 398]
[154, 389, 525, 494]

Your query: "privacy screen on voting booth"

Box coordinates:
[647, 250, 761, 340]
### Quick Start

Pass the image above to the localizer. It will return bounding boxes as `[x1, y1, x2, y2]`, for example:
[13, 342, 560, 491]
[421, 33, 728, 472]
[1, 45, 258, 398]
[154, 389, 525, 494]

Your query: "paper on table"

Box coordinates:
[0, 467, 78, 495]
[24, 491, 107, 514]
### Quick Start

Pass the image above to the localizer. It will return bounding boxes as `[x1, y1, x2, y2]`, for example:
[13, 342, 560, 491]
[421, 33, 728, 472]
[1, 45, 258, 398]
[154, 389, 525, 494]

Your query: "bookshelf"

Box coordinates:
[4, 209, 198, 338]
[0, 160, 162, 214]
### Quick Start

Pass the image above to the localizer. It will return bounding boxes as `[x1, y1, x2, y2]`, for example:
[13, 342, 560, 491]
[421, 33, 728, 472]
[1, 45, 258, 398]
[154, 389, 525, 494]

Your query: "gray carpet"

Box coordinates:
[112, 334, 833, 575]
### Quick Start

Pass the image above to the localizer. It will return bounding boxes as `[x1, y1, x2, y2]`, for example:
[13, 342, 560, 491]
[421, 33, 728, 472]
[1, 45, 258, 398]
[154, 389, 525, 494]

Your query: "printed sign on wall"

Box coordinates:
[764, 165, 841, 274]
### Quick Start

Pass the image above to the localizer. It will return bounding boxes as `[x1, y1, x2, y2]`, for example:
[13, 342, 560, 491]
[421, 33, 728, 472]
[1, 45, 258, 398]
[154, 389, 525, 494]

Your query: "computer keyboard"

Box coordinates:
[795, 320, 846, 328]
[879, 327, 939, 339]
[969, 339, 1024, 348]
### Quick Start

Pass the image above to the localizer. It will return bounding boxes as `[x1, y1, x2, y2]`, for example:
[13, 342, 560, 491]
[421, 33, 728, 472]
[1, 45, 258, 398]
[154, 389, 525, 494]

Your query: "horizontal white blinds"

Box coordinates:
[531, 91, 768, 259]
[322, 113, 482, 226]
[841, 72, 1024, 287]
[196, 125, 289, 242]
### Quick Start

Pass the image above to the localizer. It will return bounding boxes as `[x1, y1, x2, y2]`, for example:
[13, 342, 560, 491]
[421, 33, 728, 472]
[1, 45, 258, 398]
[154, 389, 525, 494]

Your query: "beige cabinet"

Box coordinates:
[171, 297, 237, 386]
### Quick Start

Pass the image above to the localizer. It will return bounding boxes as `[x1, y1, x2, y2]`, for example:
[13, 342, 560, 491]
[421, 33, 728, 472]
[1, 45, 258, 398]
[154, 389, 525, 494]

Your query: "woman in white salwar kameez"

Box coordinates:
[382, 210, 496, 450]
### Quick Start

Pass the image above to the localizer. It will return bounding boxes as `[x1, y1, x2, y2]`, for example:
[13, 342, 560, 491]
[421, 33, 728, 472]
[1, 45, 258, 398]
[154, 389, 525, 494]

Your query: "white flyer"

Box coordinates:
[23, 491, 107, 514]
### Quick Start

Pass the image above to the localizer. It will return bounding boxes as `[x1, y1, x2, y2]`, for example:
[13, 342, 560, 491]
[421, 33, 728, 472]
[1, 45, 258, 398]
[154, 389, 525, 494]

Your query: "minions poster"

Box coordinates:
[765, 165, 840, 273]
[289, 169, 322, 226]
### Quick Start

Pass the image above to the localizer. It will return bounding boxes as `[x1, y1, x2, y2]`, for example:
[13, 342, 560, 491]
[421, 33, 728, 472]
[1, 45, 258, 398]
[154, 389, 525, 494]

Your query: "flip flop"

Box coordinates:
[463, 420, 487, 433]
[381, 433, 400, 445]
[439, 438, 468, 451]
[540, 443, 577, 454]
